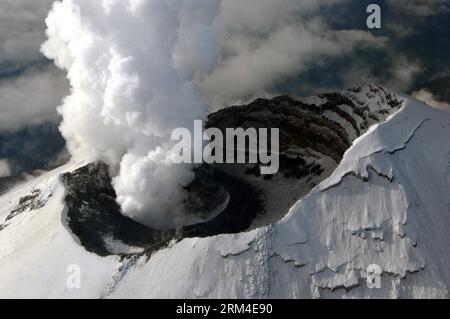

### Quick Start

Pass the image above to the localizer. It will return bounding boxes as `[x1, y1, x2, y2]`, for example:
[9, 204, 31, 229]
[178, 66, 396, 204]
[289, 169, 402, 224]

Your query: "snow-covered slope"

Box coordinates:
[208, 85, 402, 227]
[1, 89, 450, 298]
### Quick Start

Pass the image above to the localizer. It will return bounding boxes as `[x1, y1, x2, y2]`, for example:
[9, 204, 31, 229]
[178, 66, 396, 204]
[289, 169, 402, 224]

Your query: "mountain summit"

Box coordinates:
[1, 86, 449, 298]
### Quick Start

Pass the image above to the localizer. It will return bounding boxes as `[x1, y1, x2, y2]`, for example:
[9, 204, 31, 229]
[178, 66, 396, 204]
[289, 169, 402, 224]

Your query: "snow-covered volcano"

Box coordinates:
[1, 86, 449, 298]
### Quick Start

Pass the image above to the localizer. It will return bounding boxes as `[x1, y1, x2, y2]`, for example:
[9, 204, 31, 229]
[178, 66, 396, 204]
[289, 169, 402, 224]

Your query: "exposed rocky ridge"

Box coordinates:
[59, 85, 404, 255]
[208, 85, 401, 166]
[207, 85, 402, 226]
[0, 187, 51, 232]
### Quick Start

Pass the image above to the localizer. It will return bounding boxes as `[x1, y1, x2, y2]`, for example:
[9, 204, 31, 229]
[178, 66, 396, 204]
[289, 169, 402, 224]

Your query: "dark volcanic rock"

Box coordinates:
[207, 85, 402, 173]
[61, 162, 263, 257]
[0, 187, 51, 232]
[205, 85, 402, 226]
[61, 162, 169, 256]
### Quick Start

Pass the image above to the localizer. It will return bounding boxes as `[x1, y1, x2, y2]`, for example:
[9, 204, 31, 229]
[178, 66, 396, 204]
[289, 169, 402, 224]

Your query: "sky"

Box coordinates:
[0, 0, 449, 177]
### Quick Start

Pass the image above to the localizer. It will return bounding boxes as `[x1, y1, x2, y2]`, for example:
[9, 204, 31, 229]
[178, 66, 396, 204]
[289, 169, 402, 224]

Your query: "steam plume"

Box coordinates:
[42, 0, 221, 229]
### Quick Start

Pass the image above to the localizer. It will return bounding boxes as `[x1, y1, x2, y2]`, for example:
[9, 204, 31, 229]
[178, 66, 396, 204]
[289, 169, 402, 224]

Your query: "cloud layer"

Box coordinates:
[2, 0, 449, 134]
[413, 89, 450, 112]
[0, 65, 68, 132]
[0, 160, 11, 178]
[201, 0, 388, 107]
[387, 0, 450, 17]
[0, 0, 56, 66]
[0, 0, 69, 133]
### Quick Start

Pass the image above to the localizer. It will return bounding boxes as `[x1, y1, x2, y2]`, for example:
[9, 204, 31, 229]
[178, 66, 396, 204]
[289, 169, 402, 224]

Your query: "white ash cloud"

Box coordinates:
[42, 0, 221, 229]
